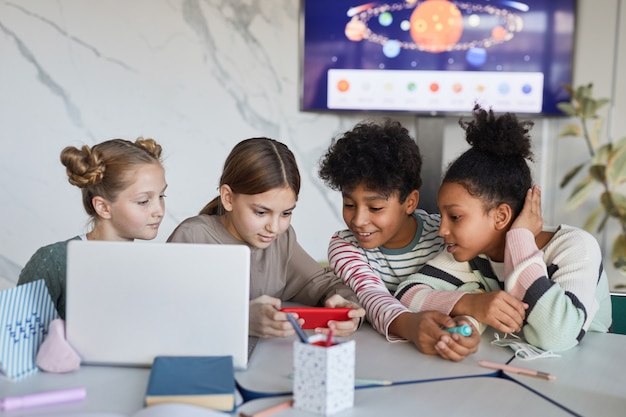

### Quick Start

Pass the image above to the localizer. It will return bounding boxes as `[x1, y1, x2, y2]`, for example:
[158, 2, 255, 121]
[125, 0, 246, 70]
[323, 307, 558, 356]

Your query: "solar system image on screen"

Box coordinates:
[301, 0, 576, 115]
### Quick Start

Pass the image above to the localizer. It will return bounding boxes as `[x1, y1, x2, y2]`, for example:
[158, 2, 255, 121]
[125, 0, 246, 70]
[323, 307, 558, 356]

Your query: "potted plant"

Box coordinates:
[556, 83, 626, 274]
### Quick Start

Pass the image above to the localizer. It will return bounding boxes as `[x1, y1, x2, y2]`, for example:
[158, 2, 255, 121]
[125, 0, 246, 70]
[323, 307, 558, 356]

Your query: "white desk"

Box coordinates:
[505, 332, 626, 417]
[5, 330, 620, 416]
[237, 377, 573, 417]
[235, 324, 515, 399]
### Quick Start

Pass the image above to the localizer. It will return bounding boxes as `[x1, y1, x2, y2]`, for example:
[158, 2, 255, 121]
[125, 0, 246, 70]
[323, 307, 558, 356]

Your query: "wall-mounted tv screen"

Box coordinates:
[300, 0, 576, 115]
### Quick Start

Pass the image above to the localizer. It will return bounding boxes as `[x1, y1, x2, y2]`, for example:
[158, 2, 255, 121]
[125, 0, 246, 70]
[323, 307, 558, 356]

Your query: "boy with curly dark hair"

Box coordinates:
[319, 119, 480, 361]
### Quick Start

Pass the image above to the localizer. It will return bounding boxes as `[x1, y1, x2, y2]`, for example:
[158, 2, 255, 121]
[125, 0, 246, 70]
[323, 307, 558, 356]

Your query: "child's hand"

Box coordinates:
[248, 295, 304, 338]
[511, 185, 543, 236]
[319, 294, 366, 337]
[435, 317, 480, 362]
[393, 311, 476, 360]
[454, 291, 527, 334]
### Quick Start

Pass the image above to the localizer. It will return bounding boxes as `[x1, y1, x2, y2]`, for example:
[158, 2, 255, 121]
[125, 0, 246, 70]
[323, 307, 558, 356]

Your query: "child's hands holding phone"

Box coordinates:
[250, 294, 365, 339]
[321, 294, 365, 337]
[281, 295, 365, 337]
[249, 295, 306, 339]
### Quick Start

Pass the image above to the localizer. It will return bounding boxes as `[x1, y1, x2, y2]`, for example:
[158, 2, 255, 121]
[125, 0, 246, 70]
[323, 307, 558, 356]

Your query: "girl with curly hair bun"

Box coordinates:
[395, 105, 612, 352]
[18, 137, 168, 319]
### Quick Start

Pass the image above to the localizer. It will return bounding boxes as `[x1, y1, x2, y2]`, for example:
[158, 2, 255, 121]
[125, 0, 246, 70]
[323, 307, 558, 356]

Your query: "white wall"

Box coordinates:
[1, 0, 625, 290]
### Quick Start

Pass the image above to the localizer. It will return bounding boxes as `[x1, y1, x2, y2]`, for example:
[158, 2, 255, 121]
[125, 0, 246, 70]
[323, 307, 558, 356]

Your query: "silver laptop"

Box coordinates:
[65, 240, 250, 370]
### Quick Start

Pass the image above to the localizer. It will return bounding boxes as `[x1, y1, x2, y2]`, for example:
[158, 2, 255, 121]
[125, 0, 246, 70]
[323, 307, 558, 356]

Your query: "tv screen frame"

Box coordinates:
[299, 0, 577, 116]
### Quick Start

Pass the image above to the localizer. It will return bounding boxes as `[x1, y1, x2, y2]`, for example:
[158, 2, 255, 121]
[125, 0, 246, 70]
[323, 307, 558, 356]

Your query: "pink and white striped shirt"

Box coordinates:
[328, 209, 444, 340]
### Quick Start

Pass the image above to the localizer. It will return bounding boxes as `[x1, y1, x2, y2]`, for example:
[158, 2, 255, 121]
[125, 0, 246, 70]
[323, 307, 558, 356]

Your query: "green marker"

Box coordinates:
[444, 324, 472, 336]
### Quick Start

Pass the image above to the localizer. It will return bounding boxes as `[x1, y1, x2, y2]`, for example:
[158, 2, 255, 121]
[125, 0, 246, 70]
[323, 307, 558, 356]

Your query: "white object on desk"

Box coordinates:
[292, 336, 355, 415]
[65, 241, 251, 370]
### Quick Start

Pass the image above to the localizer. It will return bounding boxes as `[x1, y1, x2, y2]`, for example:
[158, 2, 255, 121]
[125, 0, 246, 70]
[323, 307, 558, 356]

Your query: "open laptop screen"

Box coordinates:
[65, 241, 250, 370]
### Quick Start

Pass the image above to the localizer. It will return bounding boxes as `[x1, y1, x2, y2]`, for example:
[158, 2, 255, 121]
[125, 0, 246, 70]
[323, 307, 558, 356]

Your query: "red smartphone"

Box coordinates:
[280, 307, 353, 329]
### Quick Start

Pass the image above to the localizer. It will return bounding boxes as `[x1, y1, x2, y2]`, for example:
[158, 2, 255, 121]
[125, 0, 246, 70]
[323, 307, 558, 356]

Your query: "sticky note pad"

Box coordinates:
[145, 356, 235, 412]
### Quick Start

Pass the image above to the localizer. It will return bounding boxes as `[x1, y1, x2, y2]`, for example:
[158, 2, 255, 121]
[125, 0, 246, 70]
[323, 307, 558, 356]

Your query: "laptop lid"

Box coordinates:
[65, 240, 250, 370]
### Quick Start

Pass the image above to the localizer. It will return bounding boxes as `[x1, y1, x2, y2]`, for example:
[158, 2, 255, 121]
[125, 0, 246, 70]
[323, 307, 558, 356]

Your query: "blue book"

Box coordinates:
[145, 356, 235, 412]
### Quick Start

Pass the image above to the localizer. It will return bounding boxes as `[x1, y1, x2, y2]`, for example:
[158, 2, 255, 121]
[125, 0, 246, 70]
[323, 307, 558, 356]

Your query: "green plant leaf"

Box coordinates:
[559, 163, 586, 188]
[600, 192, 626, 218]
[612, 234, 626, 271]
[583, 206, 605, 232]
[595, 209, 610, 233]
[557, 123, 581, 138]
[581, 97, 597, 119]
[566, 176, 596, 210]
[589, 118, 604, 149]
[609, 193, 626, 218]
[576, 83, 593, 100]
[593, 143, 612, 165]
[607, 137, 626, 184]
[595, 98, 611, 110]
[557, 103, 577, 117]
[588, 164, 606, 183]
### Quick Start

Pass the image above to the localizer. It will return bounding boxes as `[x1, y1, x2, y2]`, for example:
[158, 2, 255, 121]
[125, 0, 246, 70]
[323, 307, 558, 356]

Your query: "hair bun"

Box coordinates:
[60, 145, 106, 188]
[460, 104, 534, 161]
[134, 137, 163, 160]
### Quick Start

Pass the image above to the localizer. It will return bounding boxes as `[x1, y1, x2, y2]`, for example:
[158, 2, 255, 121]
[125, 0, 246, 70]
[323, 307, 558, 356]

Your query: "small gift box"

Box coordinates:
[292, 334, 355, 415]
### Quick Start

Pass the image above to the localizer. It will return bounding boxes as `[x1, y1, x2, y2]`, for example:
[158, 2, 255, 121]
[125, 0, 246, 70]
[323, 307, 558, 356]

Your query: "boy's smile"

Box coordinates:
[342, 183, 418, 250]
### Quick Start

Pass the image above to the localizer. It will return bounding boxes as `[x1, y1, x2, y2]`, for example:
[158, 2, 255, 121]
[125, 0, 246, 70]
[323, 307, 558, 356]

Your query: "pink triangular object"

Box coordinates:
[35, 319, 81, 373]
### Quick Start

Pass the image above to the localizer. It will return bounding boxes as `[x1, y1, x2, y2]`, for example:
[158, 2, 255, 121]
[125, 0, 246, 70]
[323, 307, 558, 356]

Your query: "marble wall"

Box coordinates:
[1, 1, 625, 290]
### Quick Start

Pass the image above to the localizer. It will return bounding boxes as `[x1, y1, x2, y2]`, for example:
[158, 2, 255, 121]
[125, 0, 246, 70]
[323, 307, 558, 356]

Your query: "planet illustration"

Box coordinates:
[345, 18, 368, 41]
[410, 0, 463, 53]
[466, 47, 487, 67]
[379, 11, 393, 26]
[383, 39, 402, 58]
[344, 0, 525, 58]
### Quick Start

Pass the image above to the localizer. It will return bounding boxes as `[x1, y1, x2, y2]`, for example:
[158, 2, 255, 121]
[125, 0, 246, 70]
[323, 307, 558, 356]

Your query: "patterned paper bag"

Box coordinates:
[0, 279, 59, 380]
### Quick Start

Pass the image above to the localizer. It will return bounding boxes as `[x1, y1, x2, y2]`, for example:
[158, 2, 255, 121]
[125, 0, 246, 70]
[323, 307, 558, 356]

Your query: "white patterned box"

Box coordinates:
[292, 335, 355, 415]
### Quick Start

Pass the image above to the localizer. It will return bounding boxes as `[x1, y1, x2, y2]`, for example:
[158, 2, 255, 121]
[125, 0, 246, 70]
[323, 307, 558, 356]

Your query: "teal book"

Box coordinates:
[145, 356, 235, 412]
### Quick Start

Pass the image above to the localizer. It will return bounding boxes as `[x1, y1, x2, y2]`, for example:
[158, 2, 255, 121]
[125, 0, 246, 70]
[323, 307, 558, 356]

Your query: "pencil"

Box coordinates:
[285, 314, 309, 344]
[477, 360, 556, 381]
[239, 400, 293, 417]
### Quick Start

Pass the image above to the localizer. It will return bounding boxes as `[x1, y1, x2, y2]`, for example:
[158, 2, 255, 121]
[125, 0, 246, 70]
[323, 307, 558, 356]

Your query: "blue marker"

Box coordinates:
[444, 324, 472, 337]
[286, 313, 310, 344]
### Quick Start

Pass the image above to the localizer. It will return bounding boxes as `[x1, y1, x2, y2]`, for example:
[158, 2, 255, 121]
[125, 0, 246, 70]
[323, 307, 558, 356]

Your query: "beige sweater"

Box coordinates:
[167, 214, 357, 306]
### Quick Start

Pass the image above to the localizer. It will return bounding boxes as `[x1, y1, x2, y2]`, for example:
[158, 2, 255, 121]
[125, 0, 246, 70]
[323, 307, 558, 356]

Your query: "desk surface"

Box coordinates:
[505, 332, 626, 417]
[2, 329, 621, 416]
[237, 376, 573, 417]
[0, 366, 150, 416]
[235, 324, 514, 397]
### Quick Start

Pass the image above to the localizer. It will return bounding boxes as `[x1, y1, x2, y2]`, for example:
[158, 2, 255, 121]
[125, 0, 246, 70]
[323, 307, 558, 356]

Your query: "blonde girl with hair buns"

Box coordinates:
[18, 138, 168, 319]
